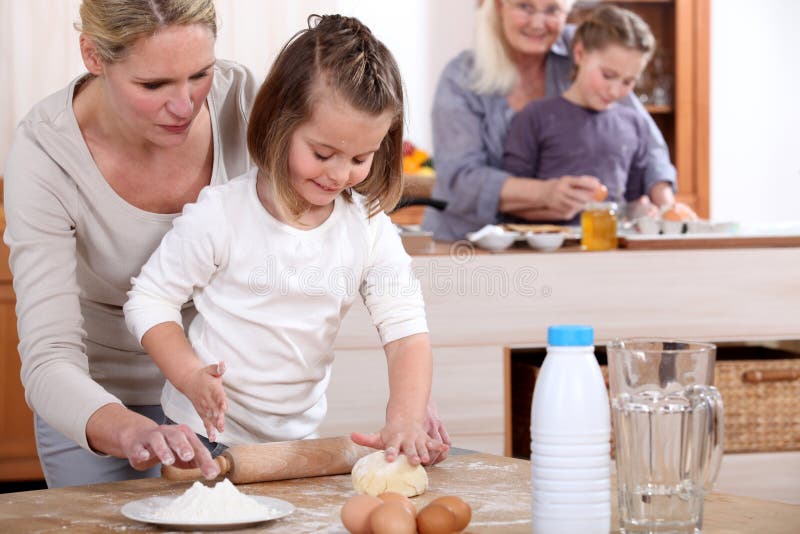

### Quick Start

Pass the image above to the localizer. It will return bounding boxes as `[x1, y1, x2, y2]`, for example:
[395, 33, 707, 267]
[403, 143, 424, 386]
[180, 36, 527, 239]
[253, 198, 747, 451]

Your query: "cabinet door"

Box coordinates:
[0, 210, 43, 481]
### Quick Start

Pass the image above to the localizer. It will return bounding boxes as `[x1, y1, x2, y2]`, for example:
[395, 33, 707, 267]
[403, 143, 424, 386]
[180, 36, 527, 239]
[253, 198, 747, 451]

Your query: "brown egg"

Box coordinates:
[341, 494, 382, 534]
[417, 503, 457, 534]
[378, 491, 416, 518]
[430, 496, 472, 531]
[593, 184, 609, 202]
[662, 204, 695, 222]
[370, 502, 417, 534]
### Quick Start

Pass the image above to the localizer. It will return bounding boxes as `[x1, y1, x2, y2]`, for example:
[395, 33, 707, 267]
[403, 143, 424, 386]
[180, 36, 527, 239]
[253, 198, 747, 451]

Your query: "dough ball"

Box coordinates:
[351, 451, 428, 497]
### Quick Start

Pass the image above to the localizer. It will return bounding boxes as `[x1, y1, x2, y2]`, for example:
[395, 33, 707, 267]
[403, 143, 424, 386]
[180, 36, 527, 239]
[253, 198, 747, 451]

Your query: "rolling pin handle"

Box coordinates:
[161, 455, 230, 481]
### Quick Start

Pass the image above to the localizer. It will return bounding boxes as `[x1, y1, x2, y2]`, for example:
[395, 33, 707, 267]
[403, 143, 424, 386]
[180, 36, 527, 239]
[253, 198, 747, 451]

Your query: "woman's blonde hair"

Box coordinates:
[472, 0, 574, 95]
[75, 0, 217, 63]
[247, 15, 404, 221]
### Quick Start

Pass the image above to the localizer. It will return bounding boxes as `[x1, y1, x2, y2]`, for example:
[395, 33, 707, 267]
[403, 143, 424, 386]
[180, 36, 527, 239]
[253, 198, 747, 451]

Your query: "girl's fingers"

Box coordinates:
[350, 431, 383, 449]
[415, 437, 430, 465]
[383, 443, 400, 462]
[439, 422, 451, 446]
[210, 360, 226, 377]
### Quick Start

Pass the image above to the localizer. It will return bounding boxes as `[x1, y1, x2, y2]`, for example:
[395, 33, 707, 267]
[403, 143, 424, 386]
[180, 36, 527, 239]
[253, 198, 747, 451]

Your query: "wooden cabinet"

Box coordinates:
[574, 0, 711, 217]
[0, 204, 43, 481]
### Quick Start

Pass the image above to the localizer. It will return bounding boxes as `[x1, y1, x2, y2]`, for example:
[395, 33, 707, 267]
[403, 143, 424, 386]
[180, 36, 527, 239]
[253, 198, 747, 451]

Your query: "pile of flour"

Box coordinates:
[153, 478, 274, 522]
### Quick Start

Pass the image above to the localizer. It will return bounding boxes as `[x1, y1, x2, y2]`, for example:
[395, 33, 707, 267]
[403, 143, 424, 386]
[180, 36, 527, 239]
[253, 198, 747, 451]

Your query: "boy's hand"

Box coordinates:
[177, 361, 228, 442]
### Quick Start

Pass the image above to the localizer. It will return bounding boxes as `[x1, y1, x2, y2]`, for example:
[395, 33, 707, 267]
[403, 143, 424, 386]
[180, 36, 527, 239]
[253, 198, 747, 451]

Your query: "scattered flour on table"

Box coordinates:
[152, 479, 275, 522]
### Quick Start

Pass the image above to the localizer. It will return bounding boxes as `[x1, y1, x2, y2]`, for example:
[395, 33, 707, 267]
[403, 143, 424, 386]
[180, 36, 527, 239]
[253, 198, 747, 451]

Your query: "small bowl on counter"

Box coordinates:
[466, 225, 520, 251]
[525, 231, 565, 252]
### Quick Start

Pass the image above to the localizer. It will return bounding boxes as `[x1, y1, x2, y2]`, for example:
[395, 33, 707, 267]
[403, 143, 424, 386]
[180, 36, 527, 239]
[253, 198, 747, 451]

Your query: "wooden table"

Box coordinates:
[0, 452, 797, 533]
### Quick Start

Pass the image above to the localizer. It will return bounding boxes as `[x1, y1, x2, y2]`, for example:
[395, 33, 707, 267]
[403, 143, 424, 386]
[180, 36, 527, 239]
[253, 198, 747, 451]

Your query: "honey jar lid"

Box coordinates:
[584, 201, 618, 212]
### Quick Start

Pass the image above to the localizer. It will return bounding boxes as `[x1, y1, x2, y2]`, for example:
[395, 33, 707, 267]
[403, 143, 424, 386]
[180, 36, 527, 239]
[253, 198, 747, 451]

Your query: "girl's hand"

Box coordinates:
[351, 418, 449, 467]
[177, 361, 228, 442]
[422, 400, 450, 465]
[627, 195, 659, 219]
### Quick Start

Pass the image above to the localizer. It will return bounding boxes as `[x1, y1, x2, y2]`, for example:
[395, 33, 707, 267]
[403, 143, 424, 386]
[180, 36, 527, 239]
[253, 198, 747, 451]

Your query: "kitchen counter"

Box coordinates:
[322, 244, 800, 455]
[0, 451, 797, 533]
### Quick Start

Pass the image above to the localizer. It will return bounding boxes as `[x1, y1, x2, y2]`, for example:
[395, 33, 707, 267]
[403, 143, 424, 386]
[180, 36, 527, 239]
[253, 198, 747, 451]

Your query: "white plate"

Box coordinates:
[121, 495, 294, 531]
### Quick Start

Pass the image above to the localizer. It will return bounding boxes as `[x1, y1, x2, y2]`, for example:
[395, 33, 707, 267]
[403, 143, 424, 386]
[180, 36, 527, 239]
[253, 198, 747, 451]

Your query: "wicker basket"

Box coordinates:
[715, 358, 800, 453]
[510, 346, 800, 458]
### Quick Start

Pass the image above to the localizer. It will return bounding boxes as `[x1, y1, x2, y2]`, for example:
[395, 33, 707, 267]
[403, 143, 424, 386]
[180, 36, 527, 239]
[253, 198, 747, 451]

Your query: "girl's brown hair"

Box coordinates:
[574, 5, 655, 59]
[247, 14, 404, 220]
[75, 0, 217, 63]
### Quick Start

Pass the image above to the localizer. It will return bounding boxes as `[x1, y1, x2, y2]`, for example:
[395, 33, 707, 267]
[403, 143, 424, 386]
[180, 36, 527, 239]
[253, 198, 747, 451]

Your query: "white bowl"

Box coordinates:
[686, 219, 713, 234]
[661, 220, 685, 235]
[634, 217, 661, 235]
[525, 232, 565, 252]
[467, 230, 519, 251]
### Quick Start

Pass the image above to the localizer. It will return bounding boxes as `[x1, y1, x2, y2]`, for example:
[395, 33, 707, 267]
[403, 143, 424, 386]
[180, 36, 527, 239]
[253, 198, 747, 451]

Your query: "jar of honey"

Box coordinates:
[581, 202, 618, 251]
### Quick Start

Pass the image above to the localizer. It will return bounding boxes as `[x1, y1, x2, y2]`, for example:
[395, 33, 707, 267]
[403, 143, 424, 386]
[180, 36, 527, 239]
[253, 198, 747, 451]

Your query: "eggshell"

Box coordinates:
[378, 492, 416, 518]
[430, 496, 472, 531]
[417, 503, 457, 534]
[341, 494, 382, 534]
[370, 502, 417, 534]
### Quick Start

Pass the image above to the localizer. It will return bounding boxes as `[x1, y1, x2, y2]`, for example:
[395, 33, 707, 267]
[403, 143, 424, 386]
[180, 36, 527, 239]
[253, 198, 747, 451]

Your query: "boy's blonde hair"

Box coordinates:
[574, 5, 655, 60]
[472, 0, 575, 95]
[75, 0, 217, 63]
[247, 15, 404, 221]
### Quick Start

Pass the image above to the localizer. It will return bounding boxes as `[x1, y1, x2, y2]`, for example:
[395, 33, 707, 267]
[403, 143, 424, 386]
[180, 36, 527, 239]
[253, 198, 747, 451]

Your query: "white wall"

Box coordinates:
[710, 0, 800, 222]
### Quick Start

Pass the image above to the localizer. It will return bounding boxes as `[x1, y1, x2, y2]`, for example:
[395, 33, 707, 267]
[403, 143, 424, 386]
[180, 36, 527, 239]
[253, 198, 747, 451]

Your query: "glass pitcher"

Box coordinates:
[607, 339, 724, 533]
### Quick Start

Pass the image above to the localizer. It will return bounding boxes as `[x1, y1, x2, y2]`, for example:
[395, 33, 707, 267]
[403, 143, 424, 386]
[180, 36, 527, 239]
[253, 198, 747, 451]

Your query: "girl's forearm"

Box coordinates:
[141, 321, 203, 393]
[384, 333, 432, 424]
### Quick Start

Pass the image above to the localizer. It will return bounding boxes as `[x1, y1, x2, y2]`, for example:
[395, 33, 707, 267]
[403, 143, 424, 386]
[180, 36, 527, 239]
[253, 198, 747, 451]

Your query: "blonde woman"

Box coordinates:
[3, 0, 254, 487]
[422, 0, 676, 240]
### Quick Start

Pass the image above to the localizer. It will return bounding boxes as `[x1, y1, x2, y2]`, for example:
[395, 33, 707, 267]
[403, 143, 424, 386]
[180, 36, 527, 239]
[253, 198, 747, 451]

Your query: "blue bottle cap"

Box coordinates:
[547, 325, 594, 346]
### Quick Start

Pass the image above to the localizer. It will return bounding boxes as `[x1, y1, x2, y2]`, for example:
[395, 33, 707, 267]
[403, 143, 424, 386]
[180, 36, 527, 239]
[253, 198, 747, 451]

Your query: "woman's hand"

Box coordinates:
[86, 403, 220, 479]
[501, 175, 601, 220]
[176, 361, 228, 442]
[122, 422, 220, 479]
[541, 175, 601, 219]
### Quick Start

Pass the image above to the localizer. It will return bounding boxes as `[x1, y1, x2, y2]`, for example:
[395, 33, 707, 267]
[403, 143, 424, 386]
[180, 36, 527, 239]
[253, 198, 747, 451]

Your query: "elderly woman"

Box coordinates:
[422, 0, 676, 241]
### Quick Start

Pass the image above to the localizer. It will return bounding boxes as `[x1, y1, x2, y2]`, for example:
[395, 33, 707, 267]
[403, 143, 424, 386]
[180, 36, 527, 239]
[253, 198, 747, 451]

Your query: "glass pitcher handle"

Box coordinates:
[703, 386, 725, 492]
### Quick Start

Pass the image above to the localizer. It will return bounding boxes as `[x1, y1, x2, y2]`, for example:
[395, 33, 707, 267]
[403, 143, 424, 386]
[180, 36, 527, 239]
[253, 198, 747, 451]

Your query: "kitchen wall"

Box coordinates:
[2, 1, 797, 224]
[709, 0, 800, 223]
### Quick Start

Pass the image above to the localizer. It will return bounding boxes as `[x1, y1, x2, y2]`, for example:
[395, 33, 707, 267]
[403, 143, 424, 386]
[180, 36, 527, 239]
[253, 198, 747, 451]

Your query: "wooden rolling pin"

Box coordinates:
[161, 436, 375, 484]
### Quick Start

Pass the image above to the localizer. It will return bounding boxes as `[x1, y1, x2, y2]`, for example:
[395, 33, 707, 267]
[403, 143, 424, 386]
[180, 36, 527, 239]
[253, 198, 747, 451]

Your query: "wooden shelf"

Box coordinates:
[644, 104, 674, 114]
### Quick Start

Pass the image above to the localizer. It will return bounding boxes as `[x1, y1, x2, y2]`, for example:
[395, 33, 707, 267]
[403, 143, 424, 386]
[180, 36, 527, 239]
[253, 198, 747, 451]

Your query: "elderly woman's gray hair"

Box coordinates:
[471, 0, 575, 94]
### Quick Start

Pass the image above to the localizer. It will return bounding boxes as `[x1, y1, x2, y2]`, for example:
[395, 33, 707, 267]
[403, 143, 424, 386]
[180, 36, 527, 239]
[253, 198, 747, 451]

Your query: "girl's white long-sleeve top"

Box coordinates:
[124, 169, 428, 446]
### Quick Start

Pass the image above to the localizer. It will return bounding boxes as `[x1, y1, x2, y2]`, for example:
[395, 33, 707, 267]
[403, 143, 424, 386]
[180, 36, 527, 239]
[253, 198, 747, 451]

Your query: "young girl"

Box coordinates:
[124, 14, 447, 466]
[503, 5, 695, 223]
